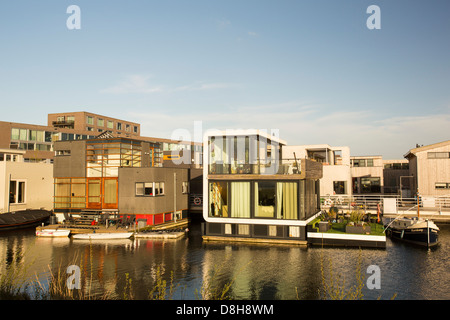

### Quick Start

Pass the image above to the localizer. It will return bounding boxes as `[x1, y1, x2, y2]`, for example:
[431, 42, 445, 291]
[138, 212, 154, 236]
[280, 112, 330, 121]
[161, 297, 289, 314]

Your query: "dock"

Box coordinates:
[36, 218, 190, 240]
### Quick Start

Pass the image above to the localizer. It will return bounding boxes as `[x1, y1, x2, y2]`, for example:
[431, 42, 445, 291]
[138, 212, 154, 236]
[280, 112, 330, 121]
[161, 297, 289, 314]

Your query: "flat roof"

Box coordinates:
[204, 129, 287, 145]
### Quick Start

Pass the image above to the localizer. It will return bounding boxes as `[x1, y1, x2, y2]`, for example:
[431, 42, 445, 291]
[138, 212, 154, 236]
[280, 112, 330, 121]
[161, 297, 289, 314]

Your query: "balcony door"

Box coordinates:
[87, 178, 118, 209]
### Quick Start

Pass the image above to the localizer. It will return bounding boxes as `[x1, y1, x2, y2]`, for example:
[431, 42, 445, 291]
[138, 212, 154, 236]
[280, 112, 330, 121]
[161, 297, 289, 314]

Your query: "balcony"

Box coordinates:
[208, 159, 323, 180]
[52, 120, 75, 129]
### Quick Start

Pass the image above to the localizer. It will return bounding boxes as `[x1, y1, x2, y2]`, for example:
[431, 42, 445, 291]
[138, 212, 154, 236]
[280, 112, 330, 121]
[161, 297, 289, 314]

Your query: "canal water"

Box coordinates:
[1, 217, 449, 300]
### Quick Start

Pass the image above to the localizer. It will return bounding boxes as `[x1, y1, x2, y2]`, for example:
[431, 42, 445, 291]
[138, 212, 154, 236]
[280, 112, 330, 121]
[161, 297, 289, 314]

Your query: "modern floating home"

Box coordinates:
[53, 133, 197, 227]
[202, 130, 323, 245]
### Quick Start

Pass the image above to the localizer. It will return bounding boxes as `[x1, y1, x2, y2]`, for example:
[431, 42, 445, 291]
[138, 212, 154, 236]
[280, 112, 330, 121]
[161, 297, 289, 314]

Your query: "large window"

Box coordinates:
[209, 180, 299, 220]
[54, 178, 86, 209]
[428, 152, 450, 159]
[255, 181, 276, 218]
[86, 139, 142, 178]
[9, 180, 26, 204]
[361, 177, 381, 193]
[333, 181, 347, 194]
[135, 182, 165, 196]
[209, 181, 228, 217]
[208, 135, 280, 175]
[230, 182, 251, 218]
[436, 183, 450, 189]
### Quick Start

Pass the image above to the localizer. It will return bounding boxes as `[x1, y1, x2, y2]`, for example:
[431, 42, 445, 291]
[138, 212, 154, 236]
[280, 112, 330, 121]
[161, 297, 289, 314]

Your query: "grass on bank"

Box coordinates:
[1, 243, 395, 300]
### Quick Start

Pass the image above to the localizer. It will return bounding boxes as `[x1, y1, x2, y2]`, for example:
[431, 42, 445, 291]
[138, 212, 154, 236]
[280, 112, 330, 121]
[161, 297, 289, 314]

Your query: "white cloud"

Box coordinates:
[128, 103, 450, 159]
[216, 19, 231, 30]
[100, 75, 164, 94]
[100, 75, 237, 94]
[247, 31, 258, 37]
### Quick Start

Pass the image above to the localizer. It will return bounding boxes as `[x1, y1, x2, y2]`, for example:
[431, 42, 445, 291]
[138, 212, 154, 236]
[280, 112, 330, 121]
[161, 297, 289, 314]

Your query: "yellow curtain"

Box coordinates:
[231, 182, 250, 218]
[277, 182, 298, 220]
[104, 179, 117, 204]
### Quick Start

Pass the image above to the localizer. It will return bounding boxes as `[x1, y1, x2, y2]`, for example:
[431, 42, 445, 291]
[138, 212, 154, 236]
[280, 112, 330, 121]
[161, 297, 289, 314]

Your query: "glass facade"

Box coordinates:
[208, 180, 318, 221]
[208, 135, 283, 175]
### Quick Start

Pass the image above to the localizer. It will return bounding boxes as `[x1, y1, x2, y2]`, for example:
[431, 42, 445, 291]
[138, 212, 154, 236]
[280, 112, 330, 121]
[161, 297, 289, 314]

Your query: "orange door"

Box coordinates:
[102, 178, 118, 209]
[87, 178, 102, 209]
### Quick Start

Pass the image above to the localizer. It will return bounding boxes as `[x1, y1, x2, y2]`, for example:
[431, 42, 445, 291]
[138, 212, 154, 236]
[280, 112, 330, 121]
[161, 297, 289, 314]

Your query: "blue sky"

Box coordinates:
[0, 0, 449, 159]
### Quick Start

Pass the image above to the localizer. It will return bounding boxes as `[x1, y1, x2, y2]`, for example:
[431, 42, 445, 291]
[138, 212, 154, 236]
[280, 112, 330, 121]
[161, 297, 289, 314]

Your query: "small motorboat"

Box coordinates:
[36, 228, 71, 237]
[384, 217, 439, 247]
[72, 232, 134, 240]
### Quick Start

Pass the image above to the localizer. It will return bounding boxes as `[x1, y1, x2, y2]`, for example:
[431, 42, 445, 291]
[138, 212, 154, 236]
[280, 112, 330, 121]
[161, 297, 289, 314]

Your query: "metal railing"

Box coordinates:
[320, 194, 450, 212]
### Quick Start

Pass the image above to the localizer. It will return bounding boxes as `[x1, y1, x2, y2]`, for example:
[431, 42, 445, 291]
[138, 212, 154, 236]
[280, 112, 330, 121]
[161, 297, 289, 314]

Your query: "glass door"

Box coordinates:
[87, 178, 102, 209]
[103, 178, 118, 209]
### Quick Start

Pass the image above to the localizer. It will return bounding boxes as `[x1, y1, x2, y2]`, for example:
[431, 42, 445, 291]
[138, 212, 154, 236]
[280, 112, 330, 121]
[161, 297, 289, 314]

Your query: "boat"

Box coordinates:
[36, 228, 71, 237]
[0, 209, 51, 231]
[384, 217, 439, 247]
[384, 190, 439, 247]
[72, 232, 134, 240]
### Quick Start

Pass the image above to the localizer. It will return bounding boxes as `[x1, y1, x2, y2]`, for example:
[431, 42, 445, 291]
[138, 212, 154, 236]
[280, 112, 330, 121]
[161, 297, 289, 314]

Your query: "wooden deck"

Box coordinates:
[36, 218, 190, 235]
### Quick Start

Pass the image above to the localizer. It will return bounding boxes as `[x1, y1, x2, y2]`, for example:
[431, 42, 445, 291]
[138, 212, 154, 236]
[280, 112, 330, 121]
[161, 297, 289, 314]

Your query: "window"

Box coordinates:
[428, 152, 450, 159]
[255, 181, 276, 218]
[11, 128, 20, 140]
[29, 130, 37, 141]
[352, 158, 377, 167]
[436, 183, 450, 189]
[135, 182, 164, 196]
[98, 118, 104, 127]
[117, 122, 122, 130]
[333, 181, 346, 194]
[209, 181, 228, 217]
[125, 124, 130, 132]
[56, 150, 71, 156]
[276, 182, 298, 220]
[230, 182, 250, 218]
[107, 120, 114, 129]
[86, 116, 94, 125]
[134, 126, 138, 133]
[9, 180, 25, 204]
[182, 181, 189, 194]
[352, 159, 365, 167]
[361, 177, 381, 193]
[87, 127, 94, 131]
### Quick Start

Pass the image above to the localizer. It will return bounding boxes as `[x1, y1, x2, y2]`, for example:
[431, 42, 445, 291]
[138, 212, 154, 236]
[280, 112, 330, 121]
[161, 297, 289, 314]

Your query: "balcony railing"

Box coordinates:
[208, 159, 301, 175]
[52, 120, 75, 128]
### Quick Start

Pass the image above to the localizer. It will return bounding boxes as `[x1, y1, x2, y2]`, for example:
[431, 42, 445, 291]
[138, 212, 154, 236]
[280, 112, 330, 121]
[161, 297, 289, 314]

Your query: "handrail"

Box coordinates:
[382, 204, 419, 233]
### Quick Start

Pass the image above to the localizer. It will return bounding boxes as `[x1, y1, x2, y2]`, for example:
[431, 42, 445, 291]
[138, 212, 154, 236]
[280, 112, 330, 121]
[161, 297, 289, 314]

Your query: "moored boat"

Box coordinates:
[0, 209, 51, 231]
[36, 229, 71, 237]
[385, 217, 439, 247]
[72, 232, 133, 240]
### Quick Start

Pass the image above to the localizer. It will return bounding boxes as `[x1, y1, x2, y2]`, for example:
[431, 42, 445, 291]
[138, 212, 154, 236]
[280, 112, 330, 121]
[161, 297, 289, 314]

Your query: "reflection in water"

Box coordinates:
[0, 223, 449, 300]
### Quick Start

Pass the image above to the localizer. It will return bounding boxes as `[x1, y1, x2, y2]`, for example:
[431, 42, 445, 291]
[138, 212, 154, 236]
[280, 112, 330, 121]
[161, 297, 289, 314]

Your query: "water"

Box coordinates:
[1, 218, 449, 300]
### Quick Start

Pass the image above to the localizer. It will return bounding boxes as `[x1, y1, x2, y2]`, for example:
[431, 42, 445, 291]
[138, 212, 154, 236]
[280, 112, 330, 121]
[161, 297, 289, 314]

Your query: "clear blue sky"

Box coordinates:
[1, 0, 449, 159]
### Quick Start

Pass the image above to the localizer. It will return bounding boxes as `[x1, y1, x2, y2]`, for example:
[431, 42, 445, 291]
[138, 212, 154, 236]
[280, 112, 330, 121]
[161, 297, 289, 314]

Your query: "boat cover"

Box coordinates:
[0, 210, 51, 227]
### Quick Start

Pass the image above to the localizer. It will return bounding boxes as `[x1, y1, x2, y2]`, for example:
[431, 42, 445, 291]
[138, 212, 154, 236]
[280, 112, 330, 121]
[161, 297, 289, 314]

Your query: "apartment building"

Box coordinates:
[48, 112, 140, 137]
[404, 140, 450, 197]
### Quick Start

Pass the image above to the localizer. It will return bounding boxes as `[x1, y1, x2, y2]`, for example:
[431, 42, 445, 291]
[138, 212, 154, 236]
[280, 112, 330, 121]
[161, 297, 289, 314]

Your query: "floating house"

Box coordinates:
[202, 130, 323, 244]
[53, 134, 197, 227]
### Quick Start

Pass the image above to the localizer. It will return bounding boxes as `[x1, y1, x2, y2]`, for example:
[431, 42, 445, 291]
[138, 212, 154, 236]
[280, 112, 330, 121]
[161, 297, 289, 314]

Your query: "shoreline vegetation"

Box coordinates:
[1, 244, 395, 300]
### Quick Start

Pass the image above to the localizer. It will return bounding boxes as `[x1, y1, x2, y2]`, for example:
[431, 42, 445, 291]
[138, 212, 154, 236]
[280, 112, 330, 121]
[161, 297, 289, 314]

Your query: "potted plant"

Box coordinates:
[345, 209, 371, 234]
